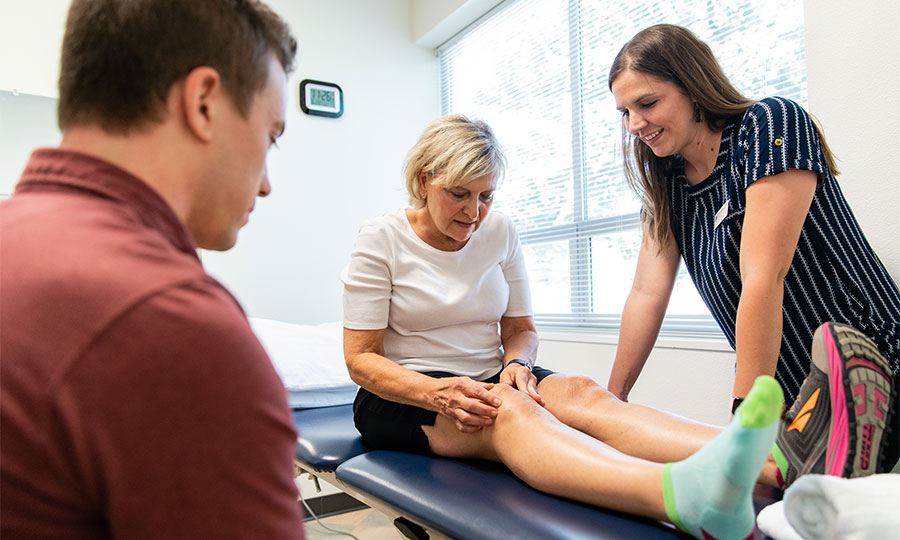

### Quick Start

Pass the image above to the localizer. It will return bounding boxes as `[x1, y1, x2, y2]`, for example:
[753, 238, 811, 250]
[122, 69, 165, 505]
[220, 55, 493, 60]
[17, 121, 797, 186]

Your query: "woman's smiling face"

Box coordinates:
[611, 68, 700, 158]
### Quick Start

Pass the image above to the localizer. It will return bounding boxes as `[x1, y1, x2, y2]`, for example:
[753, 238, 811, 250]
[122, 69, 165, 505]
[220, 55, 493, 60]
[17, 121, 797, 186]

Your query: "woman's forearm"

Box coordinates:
[501, 322, 540, 366]
[347, 350, 445, 410]
[733, 277, 784, 398]
[608, 289, 667, 400]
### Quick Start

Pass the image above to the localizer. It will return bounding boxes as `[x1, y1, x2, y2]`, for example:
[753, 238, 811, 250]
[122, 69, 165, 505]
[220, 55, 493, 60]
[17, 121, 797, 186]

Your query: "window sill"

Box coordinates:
[536, 327, 735, 353]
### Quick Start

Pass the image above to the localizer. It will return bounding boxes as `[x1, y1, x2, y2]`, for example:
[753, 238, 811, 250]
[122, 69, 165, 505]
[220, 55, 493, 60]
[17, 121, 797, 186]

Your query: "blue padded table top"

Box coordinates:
[293, 404, 367, 473]
[336, 450, 685, 540]
[296, 405, 777, 540]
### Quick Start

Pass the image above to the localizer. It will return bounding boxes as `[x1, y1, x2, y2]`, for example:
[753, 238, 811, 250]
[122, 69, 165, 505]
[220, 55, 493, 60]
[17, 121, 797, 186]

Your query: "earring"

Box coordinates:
[693, 102, 702, 123]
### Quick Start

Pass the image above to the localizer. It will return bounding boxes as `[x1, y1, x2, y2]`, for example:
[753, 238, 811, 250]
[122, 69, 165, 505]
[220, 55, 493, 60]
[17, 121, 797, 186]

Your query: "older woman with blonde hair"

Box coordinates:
[342, 114, 788, 539]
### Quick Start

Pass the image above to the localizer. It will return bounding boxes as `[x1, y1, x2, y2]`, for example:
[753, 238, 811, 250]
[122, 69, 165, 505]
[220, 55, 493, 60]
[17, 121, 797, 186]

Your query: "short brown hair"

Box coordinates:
[58, 0, 297, 133]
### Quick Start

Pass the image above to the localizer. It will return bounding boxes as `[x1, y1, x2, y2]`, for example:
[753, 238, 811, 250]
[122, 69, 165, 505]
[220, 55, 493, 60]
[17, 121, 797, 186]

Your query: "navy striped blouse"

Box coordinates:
[668, 96, 900, 400]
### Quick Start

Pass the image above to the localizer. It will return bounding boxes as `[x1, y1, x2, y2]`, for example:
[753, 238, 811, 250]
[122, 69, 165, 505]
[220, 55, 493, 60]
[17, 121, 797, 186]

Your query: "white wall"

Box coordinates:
[804, 0, 900, 276]
[0, 1, 67, 194]
[410, 0, 503, 47]
[0, 0, 68, 98]
[0, 91, 60, 196]
[200, 0, 439, 325]
[411, 0, 466, 44]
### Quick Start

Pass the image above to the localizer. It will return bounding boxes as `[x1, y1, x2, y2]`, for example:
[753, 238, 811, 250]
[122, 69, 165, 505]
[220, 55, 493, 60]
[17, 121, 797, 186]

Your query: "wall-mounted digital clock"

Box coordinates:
[299, 79, 343, 118]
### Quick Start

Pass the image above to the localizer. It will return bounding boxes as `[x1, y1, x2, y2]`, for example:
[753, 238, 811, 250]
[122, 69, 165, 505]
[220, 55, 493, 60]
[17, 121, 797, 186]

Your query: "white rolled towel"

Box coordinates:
[756, 500, 804, 540]
[784, 474, 900, 540]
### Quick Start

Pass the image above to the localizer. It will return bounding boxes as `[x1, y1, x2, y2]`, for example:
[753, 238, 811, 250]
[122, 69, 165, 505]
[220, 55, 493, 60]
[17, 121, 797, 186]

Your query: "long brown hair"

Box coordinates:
[608, 24, 838, 252]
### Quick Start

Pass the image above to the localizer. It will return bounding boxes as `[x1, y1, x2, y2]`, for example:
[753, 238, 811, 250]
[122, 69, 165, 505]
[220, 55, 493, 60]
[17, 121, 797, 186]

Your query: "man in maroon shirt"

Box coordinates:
[0, 1, 305, 538]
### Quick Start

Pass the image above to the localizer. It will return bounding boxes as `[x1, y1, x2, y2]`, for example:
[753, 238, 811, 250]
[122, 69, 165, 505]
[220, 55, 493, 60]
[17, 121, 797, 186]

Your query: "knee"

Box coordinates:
[566, 375, 607, 394]
[489, 384, 546, 424]
[489, 382, 529, 405]
[557, 375, 614, 399]
[542, 375, 619, 415]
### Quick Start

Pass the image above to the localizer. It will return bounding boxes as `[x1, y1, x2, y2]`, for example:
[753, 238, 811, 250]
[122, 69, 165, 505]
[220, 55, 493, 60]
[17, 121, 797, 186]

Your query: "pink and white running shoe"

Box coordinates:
[774, 322, 894, 489]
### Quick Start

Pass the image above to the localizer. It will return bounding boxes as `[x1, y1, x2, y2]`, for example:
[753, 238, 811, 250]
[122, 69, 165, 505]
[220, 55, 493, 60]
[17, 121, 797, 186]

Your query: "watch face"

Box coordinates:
[300, 79, 343, 118]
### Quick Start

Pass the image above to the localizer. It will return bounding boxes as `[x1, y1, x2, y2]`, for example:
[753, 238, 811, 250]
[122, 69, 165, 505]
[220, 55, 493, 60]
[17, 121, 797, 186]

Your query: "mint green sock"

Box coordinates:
[662, 376, 783, 540]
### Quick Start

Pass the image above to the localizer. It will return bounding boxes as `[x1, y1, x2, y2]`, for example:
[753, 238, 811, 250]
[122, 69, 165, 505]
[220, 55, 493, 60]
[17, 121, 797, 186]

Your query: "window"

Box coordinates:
[439, 0, 807, 335]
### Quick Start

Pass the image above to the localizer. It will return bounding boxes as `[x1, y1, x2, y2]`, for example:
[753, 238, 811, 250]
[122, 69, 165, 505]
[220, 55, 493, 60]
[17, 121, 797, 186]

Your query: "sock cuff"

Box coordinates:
[661, 463, 688, 534]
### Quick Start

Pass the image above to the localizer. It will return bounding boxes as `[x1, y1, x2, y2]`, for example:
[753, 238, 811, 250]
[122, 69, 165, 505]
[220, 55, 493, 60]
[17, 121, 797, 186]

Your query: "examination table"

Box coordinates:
[293, 404, 777, 540]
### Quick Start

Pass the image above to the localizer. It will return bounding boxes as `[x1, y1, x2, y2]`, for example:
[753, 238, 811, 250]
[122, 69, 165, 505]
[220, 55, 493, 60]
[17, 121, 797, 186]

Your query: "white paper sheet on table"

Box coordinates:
[249, 317, 357, 408]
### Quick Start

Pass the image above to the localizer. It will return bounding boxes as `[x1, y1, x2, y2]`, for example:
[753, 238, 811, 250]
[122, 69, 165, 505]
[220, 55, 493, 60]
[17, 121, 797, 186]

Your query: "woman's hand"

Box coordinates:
[430, 376, 502, 433]
[499, 363, 544, 406]
[498, 315, 543, 405]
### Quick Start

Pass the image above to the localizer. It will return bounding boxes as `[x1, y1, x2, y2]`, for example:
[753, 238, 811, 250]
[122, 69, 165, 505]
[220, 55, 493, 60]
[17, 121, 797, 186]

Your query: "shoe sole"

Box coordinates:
[815, 322, 893, 478]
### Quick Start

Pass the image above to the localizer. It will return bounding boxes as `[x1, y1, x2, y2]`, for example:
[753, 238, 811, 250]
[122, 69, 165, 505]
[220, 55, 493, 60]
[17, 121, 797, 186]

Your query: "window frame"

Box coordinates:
[437, 0, 806, 339]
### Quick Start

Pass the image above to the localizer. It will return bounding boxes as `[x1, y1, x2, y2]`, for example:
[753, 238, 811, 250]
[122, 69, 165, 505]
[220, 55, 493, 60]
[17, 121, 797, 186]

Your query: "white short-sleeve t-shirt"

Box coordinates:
[341, 209, 532, 380]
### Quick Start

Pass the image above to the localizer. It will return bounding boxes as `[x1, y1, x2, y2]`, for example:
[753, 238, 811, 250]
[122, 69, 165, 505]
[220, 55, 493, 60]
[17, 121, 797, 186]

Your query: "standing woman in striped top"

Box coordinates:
[607, 24, 898, 484]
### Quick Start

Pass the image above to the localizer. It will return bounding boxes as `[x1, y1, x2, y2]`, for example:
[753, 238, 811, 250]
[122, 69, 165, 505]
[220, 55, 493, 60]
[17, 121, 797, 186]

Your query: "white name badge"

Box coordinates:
[714, 200, 730, 228]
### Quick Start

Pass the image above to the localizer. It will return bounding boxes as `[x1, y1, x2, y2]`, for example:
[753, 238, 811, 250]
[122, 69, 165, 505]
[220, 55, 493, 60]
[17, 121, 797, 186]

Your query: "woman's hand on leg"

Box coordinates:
[500, 363, 544, 406]
[431, 376, 502, 433]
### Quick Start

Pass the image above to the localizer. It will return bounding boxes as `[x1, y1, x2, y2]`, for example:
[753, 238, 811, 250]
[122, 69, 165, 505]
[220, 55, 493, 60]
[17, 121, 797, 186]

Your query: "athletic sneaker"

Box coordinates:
[773, 322, 894, 489]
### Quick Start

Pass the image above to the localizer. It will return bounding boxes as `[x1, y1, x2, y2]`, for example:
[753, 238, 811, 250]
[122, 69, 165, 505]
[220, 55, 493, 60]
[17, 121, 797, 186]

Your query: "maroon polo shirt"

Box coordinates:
[0, 149, 305, 539]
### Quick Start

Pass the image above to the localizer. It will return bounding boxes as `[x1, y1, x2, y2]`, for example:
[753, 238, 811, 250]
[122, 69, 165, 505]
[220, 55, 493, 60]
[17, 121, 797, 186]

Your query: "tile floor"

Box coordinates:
[304, 507, 401, 540]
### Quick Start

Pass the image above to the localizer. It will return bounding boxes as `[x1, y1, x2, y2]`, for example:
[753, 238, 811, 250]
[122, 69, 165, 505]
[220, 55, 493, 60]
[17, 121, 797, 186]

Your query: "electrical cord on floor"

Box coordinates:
[302, 498, 361, 540]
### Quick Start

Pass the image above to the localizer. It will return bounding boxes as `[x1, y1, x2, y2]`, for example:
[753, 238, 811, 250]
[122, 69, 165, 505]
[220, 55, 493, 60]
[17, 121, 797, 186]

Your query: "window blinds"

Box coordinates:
[439, 0, 807, 334]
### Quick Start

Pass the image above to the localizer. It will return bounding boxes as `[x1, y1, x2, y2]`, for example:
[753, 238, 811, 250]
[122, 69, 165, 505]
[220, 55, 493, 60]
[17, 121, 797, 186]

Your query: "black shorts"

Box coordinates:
[353, 366, 555, 455]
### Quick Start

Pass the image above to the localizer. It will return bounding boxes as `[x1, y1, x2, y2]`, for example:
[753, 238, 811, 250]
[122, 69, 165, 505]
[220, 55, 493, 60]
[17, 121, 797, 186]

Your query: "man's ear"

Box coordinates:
[180, 66, 222, 143]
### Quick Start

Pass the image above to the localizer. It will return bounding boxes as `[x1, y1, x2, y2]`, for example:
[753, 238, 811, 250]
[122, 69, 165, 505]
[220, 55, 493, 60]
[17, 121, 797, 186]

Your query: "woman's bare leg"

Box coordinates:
[422, 382, 669, 520]
[422, 377, 783, 539]
[536, 374, 781, 486]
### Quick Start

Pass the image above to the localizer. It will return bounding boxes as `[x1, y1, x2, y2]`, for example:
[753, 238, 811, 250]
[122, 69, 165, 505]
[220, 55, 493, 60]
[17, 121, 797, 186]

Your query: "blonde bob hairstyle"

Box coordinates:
[404, 114, 507, 208]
